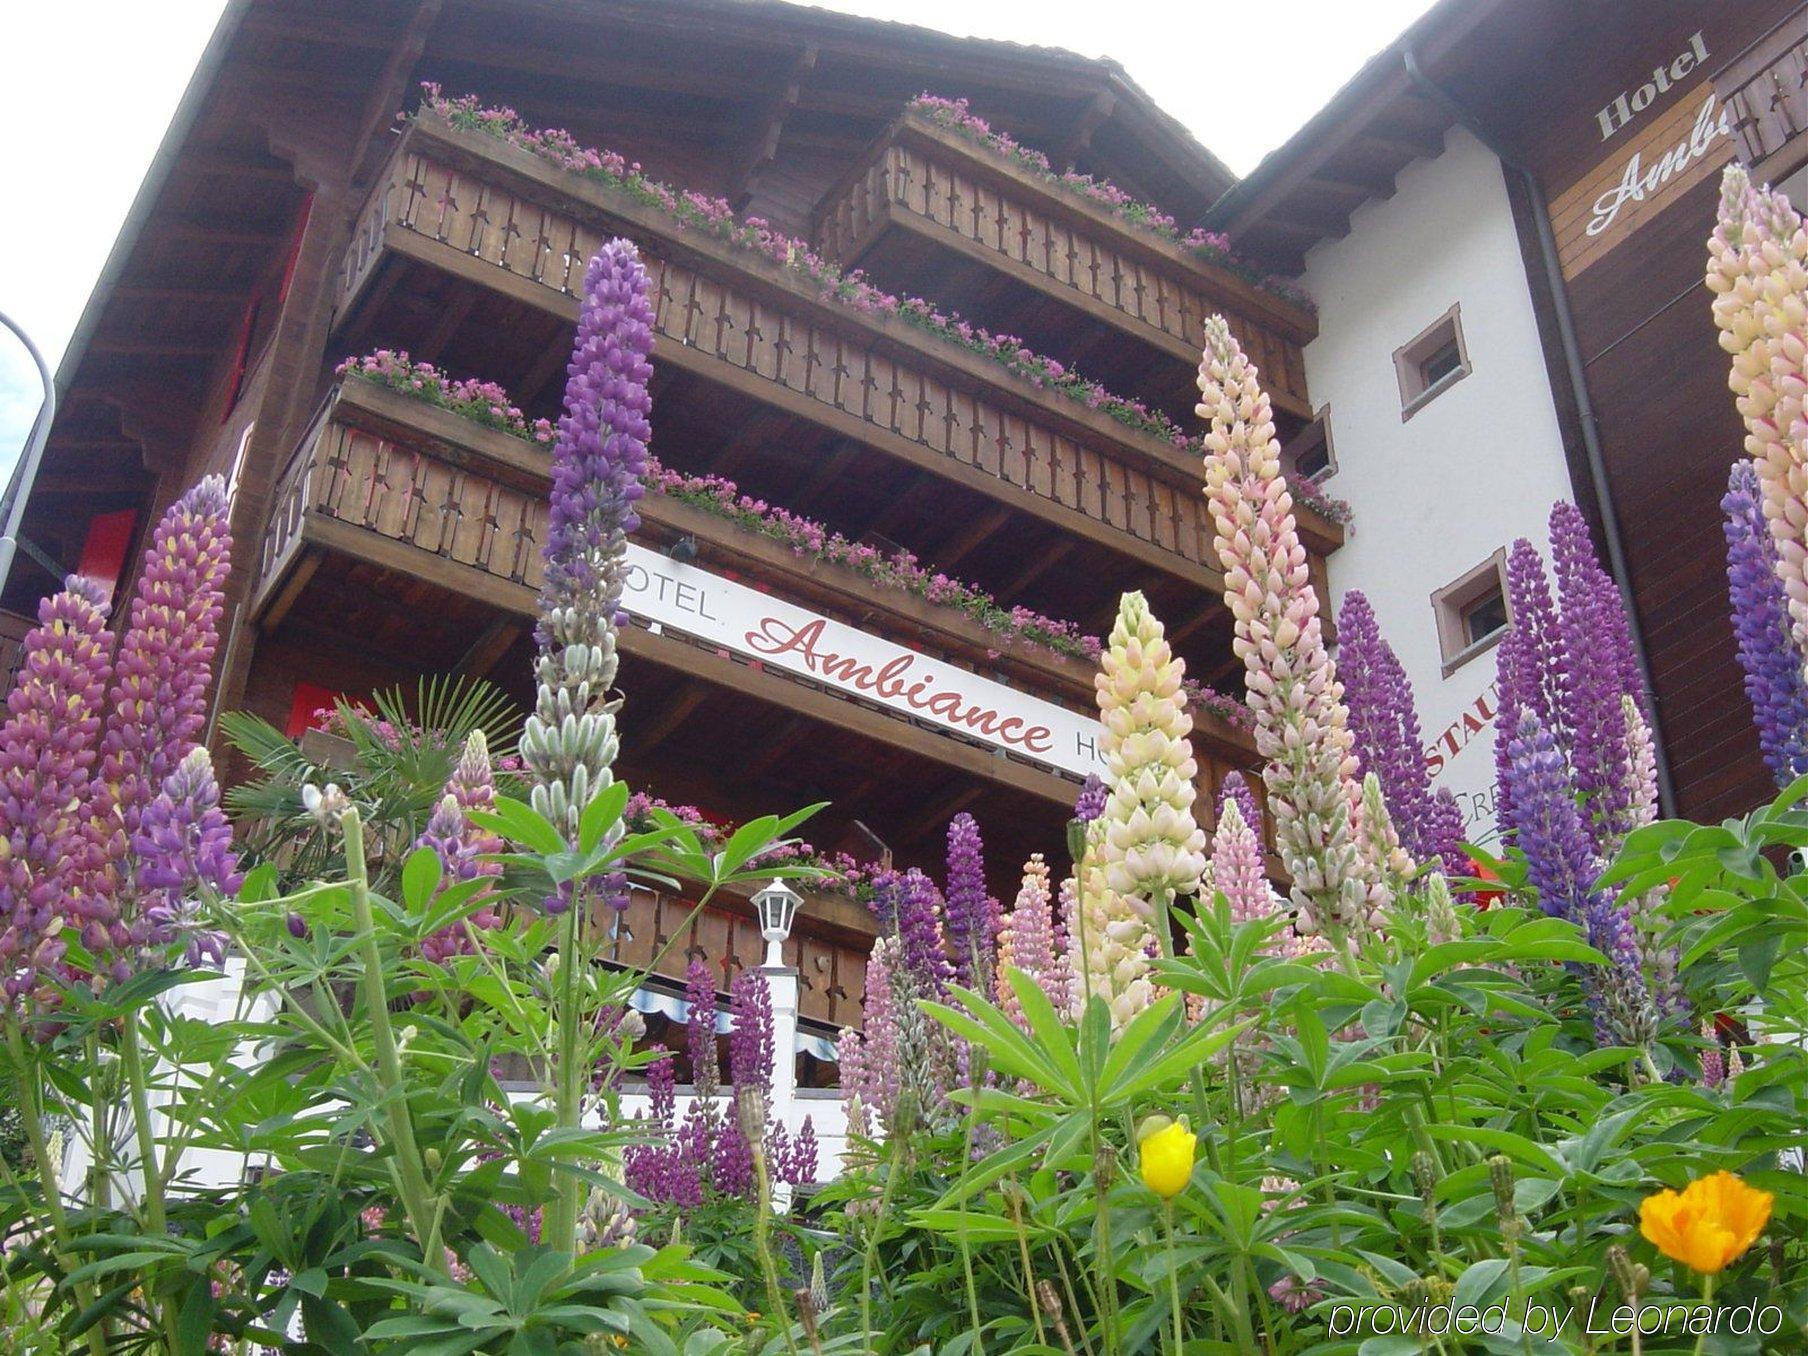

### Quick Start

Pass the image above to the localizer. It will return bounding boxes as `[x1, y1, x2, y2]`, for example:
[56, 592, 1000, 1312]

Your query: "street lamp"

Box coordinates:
[751, 877, 802, 968]
[0, 310, 55, 599]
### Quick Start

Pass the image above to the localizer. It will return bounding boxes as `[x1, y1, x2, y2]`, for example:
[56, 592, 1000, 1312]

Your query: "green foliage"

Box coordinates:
[221, 675, 520, 891]
[804, 785, 1808, 1353]
[0, 769, 824, 1352]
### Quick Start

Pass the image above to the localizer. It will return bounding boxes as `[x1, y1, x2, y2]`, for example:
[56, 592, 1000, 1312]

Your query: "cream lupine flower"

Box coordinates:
[1095, 591, 1209, 907]
[1072, 823, 1155, 1030]
[1357, 773, 1414, 903]
[1196, 316, 1377, 939]
[1707, 164, 1808, 657]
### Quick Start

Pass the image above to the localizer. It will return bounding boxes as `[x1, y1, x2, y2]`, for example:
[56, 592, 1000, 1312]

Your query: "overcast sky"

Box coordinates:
[0, 0, 1433, 471]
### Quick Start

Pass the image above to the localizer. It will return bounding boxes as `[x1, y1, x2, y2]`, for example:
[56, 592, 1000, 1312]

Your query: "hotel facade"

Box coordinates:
[6, 0, 1805, 1102]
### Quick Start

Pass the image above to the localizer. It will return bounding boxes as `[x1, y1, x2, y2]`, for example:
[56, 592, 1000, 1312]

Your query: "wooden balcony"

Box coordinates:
[811, 109, 1317, 427]
[333, 116, 1342, 609]
[253, 377, 1268, 818]
[1717, 7, 1808, 183]
[603, 876, 874, 1031]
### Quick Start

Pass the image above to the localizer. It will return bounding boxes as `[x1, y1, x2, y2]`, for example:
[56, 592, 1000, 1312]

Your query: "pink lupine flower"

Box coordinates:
[1197, 317, 1378, 942]
[414, 731, 505, 963]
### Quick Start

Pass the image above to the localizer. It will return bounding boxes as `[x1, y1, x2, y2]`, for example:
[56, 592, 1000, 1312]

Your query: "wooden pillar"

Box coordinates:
[207, 2, 443, 745]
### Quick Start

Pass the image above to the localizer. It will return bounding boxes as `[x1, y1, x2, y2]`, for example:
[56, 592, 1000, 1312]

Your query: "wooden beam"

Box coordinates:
[1311, 164, 1399, 203]
[87, 341, 220, 357]
[160, 221, 287, 247]
[177, 146, 298, 183]
[730, 43, 817, 212]
[737, 716, 812, 783]
[1211, 1, 1489, 243]
[347, 0, 445, 192]
[1166, 598, 1228, 647]
[995, 537, 1076, 600]
[791, 440, 863, 511]
[899, 784, 986, 841]
[1362, 129, 1447, 163]
[1054, 90, 1117, 171]
[453, 617, 522, 680]
[934, 504, 1013, 570]
[114, 285, 253, 304]
[628, 685, 711, 756]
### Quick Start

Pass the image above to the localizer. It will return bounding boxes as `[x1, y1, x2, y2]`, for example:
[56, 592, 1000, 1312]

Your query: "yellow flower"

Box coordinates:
[1639, 1171, 1773, 1274]
[1136, 1115, 1196, 1200]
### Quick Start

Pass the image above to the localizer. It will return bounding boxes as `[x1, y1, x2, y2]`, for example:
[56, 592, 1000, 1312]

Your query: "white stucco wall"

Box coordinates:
[1300, 126, 1576, 846]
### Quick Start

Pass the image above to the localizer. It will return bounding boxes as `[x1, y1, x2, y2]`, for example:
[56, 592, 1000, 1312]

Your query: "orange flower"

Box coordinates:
[1638, 1171, 1773, 1274]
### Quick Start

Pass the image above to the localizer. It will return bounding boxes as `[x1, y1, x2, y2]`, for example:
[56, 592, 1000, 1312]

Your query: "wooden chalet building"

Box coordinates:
[6, 0, 1337, 1066]
[1208, 0, 1808, 826]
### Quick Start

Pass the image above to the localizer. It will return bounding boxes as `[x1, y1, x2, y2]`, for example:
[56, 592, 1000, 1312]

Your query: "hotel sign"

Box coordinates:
[620, 543, 1106, 779]
[1549, 78, 1736, 279]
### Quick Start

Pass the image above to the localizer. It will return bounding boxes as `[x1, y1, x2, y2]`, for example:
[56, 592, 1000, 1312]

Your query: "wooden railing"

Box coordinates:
[1717, 8, 1808, 179]
[336, 118, 1340, 586]
[603, 880, 872, 1030]
[255, 378, 1275, 834]
[812, 111, 1315, 419]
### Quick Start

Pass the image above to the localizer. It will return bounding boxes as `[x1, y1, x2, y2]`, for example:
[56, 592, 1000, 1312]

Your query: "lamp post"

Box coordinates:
[0, 310, 56, 598]
[751, 877, 803, 1200]
[752, 877, 802, 969]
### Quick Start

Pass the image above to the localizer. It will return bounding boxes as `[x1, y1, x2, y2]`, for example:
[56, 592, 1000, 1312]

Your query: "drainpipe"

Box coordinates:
[1403, 47, 1678, 818]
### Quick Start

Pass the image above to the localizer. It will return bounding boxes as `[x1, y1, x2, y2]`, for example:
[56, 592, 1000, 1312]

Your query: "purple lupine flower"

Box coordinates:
[785, 1116, 818, 1185]
[943, 813, 993, 989]
[101, 476, 233, 848]
[137, 747, 240, 968]
[1422, 789, 1470, 879]
[645, 1043, 676, 1127]
[684, 957, 720, 1099]
[1217, 771, 1262, 842]
[1337, 591, 1446, 862]
[870, 868, 949, 998]
[1073, 774, 1108, 824]
[840, 937, 901, 1131]
[521, 241, 654, 869]
[1723, 461, 1808, 785]
[728, 968, 774, 1098]
[710, 1110, 754, 1196]
[1493, 540, 1567, 835]
[1550, 503, 1640, 846]
[0, 577, 117, 1004]
[415, 731, 505, 963]
[1502, 711, 1655, 1046]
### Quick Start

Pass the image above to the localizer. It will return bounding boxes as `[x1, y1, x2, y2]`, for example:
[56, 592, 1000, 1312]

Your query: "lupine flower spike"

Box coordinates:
[1707, 164, 1808, 658]
[0, 577, 116, 1004]
[1197, 316, 1378, 941]
[1722, 460, 1808, 784]
[520, 240, 654, 890]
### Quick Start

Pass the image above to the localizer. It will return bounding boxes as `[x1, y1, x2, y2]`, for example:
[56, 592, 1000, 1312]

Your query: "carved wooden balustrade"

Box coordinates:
[811, 109, 1317, 421]
[1717, 8, 1808, 181]
[602, 878, 874, 1030]
[334, 116, 1343, 594]
[255, 376, 1275, 841]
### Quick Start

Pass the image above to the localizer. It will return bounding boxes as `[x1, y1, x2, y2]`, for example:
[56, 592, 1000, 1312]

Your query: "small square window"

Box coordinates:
[1459, 585, 1509, 647]
[1432, 547, 1511, 675]
[1282, 406, 1336, 482]
[1394, 303, 1472, 420]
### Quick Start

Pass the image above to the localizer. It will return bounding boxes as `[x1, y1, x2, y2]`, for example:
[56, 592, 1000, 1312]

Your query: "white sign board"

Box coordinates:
[621, 543, 1104, 779]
